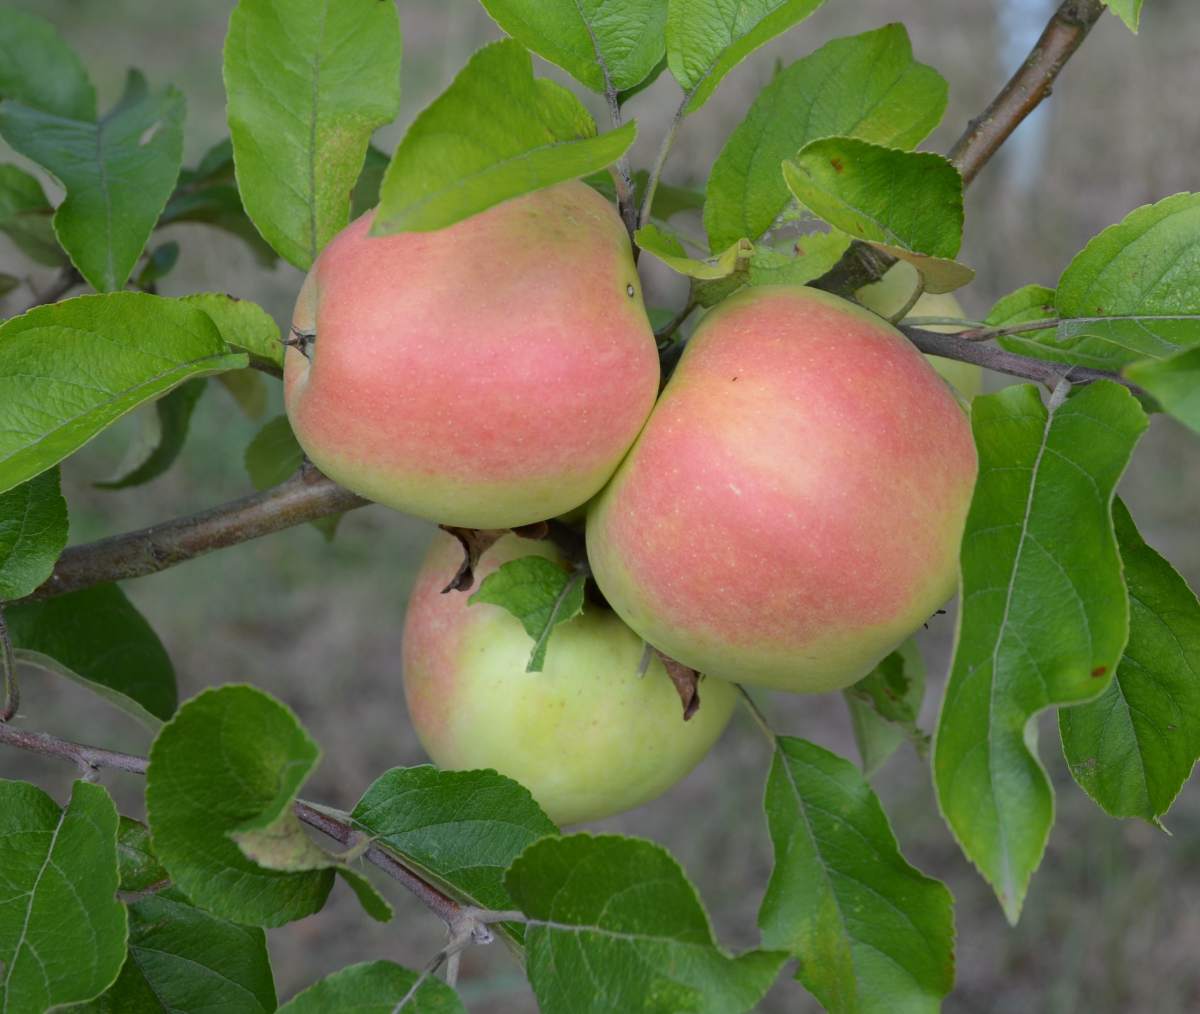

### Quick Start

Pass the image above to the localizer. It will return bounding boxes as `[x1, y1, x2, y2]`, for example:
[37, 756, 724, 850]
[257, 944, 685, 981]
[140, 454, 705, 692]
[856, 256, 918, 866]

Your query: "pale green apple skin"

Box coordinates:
[403, 533, 736, 825]
[856, 261, 983, 400]
[586, 285, 977, 695]
[284, 181, 659, 529]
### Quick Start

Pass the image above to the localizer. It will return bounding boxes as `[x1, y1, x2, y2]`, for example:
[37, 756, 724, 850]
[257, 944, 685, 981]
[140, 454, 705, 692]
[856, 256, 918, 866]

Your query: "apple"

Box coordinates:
[284, 181, 660, 529]
[856, 261, 983, 399]
[402, 532, 737, 825]
[586, 284, 978, 694]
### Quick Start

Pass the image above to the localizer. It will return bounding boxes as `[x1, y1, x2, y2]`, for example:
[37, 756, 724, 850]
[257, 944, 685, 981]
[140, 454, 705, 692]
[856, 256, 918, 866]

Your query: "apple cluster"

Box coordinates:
[283, 182, 978, 824]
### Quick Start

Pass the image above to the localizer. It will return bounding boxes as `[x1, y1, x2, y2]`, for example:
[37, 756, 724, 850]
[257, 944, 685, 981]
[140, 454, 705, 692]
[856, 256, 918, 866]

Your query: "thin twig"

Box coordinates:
[953, 316, 1075, 342]
[14, 465, 368, 605]
[0, 720, 523, 933]
[902, 325, 1145, 395]
[0, 722, 149, 776]
[735, 685, 778, 748]
[0, 610, 16, 723]
[888, 276, 926, 325]
[585, 17, 638, 239]
[291, 800, 464, 924]
[947, 0, 1107, 186]
[813, 0, 1107, 296]
[639, 102, 685, 230]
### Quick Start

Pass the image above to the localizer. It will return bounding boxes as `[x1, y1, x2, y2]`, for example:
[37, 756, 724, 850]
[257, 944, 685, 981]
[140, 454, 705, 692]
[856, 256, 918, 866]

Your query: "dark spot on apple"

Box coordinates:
[1091, 665, 1107, 677]
[831, 157, 844, 173]
[731, 376, 738, 382]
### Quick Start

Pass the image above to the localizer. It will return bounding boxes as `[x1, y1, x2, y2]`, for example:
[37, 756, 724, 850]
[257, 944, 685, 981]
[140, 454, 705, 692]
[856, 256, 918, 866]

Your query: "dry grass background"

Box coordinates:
[2, 1, 1200, 1011]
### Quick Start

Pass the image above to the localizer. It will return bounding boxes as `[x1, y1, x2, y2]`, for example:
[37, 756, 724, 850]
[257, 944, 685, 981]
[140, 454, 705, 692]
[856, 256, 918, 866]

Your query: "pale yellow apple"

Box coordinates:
[403, 533, 736, 824]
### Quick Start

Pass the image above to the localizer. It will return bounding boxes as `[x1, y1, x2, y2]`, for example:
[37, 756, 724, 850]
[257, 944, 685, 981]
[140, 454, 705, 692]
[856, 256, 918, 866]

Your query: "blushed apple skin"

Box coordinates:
[402, 532, 736, 825]
[856, 261, 983, 400]
[586, 285, 978, 694]
[284, 182, 659, 529]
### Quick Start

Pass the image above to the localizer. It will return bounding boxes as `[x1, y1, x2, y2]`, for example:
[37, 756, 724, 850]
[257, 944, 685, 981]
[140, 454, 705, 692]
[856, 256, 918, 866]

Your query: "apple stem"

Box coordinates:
[736, 685, 778, 748]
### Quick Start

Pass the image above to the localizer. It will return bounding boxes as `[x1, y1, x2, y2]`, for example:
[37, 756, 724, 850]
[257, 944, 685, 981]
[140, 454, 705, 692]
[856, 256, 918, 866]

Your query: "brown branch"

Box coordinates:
[16, 465, 369, 604]
[813, 0, 1107, 296]
[0, 610, 16, 723]
[903, 324, 1145, 395]
[0, 722, 149, 776]
[948, 0, 1107, 187]
[0, 720, 519, 932]
[292, 800, 463, 924]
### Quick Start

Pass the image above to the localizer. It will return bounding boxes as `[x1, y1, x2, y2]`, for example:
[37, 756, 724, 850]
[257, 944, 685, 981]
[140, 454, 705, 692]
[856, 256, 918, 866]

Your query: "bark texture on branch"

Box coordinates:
[18, 465, 368, 604]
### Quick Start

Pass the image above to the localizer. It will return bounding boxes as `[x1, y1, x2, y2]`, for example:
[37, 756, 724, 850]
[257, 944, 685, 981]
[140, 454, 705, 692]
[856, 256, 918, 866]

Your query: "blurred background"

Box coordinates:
[2, 1, 1199, 1011]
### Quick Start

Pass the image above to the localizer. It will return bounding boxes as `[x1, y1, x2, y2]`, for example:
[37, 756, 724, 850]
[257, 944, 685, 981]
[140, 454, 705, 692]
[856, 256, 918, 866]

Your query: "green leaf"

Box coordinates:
[81, 889, 277, 1014]
[245, 415, 303, 490]
[1105, 0, 1143, 32]
[115, 817, 168, 893]
[0, 6, 96, 120]
[694, 232, 851, 307]
[1013, 194, 1200, 368]
[1125, 346, 1200, 433]
[506, 834, 786, 1013]
[0, 163, 67, 266]
[1060, 499, 1200, 823]
[480, 0, 668, 93]
[96, 379, 206, 490]
[145, 684, 336, 927]
[278, 961, 465, 1014]
[934, 382, 1147, 922]
[783, 138, 971, 292]
[844, 638, 928, 777]
[635, 223, 753, 280]
[666, 0, 826, 113]
[374, 40, 636, 234]
[0, 291, 247, 495]
[0, 468, 67, 601]
[760, 737, 954, 1013]
[704, 25, 948, 251]
[988, 284, 1056, 332]
[0, 780, 126, 1010]
[182, 292, 283, 370]
[160, 140, 277, 267]
[351, 766, 557, 932]
[0, 70, 186, 292]
[7, 583, 177, 725]
[224, 0, 402, 269]
[469, 554, 586, 672]
[350, 144, 390, 219]
[80, 817, 277, 1014]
